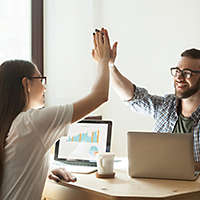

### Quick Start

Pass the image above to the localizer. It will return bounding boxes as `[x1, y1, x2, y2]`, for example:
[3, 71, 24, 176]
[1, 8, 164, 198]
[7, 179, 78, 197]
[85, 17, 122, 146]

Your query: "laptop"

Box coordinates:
[127, 131, 199, 181]
[54, 120, 112, 173]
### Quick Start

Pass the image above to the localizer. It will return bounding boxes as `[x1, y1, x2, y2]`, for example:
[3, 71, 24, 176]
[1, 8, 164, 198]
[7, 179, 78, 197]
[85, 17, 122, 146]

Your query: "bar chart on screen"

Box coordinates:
[66, 130, 100, 143]
[58, 123, 108, 160]
[66, 130, 100, 156]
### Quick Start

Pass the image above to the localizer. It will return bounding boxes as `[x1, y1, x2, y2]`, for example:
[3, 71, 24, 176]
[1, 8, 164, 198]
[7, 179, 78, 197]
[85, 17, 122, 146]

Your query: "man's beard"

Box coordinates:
[175, 78, 200, 99]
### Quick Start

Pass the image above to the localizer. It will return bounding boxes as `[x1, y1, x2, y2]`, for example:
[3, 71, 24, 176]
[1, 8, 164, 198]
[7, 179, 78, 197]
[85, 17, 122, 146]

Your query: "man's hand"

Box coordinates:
[194, 162, 200, 171]
[48, 168, 77, 183]
[109, 41, 118, 64]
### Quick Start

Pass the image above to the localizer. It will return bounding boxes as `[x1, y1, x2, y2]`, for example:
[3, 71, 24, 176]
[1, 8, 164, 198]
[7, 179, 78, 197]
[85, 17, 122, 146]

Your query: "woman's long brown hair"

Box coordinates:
[0, 60, 35, 190]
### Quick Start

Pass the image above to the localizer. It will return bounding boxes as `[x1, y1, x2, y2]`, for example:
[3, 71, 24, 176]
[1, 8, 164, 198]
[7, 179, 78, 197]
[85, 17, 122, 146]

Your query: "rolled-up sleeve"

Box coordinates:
[125, 86, 166, 119]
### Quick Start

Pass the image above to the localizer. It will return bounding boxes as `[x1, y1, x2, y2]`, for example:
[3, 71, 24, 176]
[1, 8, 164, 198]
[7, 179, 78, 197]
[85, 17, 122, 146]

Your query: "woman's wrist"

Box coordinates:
[98, 59, 109, 66]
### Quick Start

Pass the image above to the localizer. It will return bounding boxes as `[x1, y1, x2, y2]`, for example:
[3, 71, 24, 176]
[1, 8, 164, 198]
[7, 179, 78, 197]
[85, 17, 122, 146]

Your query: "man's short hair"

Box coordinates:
[181, 48, 200, 59]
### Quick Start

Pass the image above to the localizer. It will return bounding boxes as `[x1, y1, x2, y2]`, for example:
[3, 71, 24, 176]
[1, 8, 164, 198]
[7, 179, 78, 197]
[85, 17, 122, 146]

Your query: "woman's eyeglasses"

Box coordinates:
[28, 76, 47, 85]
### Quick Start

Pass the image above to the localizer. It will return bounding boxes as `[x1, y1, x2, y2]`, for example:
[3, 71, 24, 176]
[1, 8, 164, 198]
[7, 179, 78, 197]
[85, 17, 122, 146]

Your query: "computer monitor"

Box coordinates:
[54, 120, 112, 163]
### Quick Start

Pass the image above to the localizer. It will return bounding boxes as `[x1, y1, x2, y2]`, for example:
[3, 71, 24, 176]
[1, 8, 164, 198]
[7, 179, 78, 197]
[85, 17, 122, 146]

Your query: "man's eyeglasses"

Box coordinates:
[170, 67, 200, 79]
[28, 76, 47, 85]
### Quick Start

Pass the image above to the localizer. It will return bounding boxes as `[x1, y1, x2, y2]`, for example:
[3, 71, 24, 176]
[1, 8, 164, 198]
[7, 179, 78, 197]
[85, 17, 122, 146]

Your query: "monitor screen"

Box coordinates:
[55, 120, 112, 161]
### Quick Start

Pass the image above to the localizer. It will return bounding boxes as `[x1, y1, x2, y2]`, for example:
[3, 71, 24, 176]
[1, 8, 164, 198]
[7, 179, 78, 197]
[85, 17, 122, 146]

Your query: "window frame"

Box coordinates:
[32, 0, 44, 75]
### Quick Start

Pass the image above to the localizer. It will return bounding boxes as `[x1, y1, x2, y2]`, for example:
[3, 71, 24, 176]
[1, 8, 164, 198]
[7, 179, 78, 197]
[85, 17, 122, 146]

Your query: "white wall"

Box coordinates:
[45, 0, 200, 156]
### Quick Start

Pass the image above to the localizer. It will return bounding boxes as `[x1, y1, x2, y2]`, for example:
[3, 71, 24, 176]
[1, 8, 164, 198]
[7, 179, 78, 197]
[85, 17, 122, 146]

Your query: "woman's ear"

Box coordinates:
[22, 77, 31, 93]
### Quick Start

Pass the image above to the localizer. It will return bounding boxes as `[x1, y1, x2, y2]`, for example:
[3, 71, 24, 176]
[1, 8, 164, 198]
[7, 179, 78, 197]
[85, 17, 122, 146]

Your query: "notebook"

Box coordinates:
[54, 120, 112, 173]
[127, 131, 199, 181]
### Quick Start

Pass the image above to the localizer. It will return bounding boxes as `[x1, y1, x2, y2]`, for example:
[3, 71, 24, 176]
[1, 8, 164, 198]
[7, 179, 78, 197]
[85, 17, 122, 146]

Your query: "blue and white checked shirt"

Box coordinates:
[127, 86, 200, 162]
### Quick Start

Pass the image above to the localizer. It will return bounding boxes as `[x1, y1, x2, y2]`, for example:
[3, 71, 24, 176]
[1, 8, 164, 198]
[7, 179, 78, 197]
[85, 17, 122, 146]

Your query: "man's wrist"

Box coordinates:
[109, 63, 115, 68]
[109, 63, 117, 73]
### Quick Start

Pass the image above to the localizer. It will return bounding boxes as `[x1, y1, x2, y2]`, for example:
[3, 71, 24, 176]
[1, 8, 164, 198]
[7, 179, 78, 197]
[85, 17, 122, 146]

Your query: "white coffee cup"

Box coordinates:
[96, 152, 115, 175]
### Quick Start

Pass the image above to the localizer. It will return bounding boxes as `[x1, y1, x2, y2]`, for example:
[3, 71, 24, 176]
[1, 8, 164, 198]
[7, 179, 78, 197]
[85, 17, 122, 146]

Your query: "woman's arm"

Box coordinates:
[71, 28, 111, 123]
[92, 35, 134, 101]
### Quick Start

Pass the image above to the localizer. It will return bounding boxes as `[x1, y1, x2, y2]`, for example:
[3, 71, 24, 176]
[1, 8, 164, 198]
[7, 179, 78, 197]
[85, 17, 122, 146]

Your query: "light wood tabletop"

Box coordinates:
[43, 169, 200, 200]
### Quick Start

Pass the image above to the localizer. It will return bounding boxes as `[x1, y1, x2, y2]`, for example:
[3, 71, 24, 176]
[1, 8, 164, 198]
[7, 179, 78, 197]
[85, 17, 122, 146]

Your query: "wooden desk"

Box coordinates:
[42, 169, 200, 200]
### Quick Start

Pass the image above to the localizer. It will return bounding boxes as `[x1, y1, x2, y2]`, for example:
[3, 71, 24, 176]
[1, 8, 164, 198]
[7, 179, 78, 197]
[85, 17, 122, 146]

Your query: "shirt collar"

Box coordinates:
[176, 97, 200, 125]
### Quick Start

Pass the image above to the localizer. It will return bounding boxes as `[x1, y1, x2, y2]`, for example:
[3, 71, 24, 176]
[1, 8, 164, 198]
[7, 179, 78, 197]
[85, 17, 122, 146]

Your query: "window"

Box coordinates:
[32, 0, 43, 75]
[0, 0, 44, 74]
[0, 0, 31, 62]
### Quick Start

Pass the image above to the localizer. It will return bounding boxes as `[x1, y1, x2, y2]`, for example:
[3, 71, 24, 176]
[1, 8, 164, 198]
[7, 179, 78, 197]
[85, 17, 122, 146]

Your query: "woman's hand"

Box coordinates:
[48, 168, 77, 183]
[92, 28, 118, 65]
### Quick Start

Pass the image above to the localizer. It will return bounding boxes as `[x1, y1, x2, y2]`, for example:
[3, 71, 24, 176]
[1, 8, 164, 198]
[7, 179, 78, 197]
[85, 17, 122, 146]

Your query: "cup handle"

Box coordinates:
[99, 157, 104, 170]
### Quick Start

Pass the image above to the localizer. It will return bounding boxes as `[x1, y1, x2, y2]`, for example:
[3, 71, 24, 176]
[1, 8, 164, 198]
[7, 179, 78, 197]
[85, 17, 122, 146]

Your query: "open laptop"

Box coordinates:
[54, 120, 112, 173]
[127, 131, 199, 181]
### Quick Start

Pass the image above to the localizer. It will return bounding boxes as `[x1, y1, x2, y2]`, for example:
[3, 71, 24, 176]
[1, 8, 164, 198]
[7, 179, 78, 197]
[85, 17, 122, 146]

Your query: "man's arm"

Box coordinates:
[110, 64, 135, 101]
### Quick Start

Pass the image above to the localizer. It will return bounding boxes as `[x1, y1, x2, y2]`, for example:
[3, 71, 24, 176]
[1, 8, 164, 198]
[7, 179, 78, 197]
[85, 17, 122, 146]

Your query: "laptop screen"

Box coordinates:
[54, 120, 112, 162]
[127, 131, 198, 180]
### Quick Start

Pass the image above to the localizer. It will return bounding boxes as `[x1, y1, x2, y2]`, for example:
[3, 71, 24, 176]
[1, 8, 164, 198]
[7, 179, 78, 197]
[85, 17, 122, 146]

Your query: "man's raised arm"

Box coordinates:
[110, 64, 135, 101]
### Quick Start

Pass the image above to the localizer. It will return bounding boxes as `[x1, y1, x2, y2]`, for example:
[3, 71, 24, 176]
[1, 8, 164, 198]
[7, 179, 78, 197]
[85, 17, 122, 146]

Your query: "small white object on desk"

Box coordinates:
[96, 152, 115, 175]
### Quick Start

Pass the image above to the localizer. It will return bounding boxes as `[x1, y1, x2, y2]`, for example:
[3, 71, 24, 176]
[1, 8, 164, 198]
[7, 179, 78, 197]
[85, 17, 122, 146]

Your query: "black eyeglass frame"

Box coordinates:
[28, 76, 47, 85]
[170, 67, 200, 79]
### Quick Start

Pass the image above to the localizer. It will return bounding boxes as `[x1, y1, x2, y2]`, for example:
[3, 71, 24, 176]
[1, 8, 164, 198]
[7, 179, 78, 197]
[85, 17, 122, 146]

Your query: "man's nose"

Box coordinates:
[175, 71, 185, 80]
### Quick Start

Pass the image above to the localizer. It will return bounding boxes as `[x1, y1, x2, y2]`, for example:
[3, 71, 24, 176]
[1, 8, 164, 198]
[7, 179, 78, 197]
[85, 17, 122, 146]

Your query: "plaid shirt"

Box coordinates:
[127, 86, 200, 162]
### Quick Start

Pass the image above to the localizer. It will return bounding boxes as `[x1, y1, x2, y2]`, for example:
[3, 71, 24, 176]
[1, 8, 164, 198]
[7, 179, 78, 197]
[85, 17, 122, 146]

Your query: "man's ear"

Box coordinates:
[22, 77, 31, 93]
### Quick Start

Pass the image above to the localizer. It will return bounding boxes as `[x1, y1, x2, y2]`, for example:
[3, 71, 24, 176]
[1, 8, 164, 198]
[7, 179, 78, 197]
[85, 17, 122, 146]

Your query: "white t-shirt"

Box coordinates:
[2, 104, 73, 200]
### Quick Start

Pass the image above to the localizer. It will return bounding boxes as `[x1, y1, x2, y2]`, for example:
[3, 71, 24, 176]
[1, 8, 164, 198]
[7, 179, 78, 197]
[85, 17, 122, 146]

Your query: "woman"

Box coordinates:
[0, 28, 111, 200]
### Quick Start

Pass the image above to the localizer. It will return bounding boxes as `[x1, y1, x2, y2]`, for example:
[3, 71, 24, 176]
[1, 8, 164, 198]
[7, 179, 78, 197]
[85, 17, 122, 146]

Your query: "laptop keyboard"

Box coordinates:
[60, 159, 97, 167]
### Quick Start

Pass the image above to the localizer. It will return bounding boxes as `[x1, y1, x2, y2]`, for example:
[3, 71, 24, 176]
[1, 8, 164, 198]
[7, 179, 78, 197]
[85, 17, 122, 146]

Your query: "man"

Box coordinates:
[93, 42, 200, 171]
